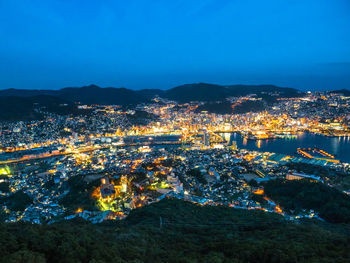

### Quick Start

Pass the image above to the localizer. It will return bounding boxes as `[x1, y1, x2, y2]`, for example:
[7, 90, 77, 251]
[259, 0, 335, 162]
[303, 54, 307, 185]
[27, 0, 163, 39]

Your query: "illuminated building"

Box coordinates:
[100, 177, 116, 199]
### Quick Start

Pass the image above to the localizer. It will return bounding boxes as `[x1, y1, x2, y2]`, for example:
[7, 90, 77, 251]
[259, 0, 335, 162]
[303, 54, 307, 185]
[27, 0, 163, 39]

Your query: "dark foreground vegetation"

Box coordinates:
[0, 198, 349, 263]
[58, 175, 100, 214]
[0, 190, 33, 212]
[264, 179, 350, 224]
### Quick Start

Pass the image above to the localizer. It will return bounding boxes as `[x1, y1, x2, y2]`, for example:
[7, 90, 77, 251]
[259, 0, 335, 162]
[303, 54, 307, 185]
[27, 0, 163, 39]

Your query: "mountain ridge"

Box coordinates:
[0, 83, 304, 104]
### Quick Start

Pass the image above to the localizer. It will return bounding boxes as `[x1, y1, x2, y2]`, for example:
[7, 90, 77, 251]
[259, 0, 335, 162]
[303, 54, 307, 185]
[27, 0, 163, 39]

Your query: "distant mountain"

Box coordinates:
[195, 99, 267, 115]
[57, 85, 148, 105]
[0, 88, 57, 97]
[0, 83, 305, 120]
[0, 95, 62, 121]
[136, 89, 165, 99]
[330, 89, 350, 96]
[165, 83, 231, 102]
[0, 95, 90, 121]
[0, 83, 304, 105]
[195, 101, 234, 114]
[164, 83, 304, 102]
[0, 85, 151, 105]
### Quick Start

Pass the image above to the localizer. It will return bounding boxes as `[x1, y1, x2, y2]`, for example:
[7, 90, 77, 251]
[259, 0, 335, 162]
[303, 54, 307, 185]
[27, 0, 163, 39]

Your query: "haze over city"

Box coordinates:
[1, 0, 350, 90]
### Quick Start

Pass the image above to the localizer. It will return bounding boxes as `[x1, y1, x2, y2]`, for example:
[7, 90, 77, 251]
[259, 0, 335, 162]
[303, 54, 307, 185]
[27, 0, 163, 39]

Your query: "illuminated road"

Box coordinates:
[0, 145, 107, 165]
[0, 141, 184, 165]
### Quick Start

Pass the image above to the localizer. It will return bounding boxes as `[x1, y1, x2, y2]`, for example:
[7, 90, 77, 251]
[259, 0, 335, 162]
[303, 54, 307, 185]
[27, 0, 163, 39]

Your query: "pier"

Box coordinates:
[297, 148, 339, 163]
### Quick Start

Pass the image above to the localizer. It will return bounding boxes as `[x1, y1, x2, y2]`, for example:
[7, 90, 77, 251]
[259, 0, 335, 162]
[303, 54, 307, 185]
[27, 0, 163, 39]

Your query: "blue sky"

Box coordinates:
[0, 0, 349, 90]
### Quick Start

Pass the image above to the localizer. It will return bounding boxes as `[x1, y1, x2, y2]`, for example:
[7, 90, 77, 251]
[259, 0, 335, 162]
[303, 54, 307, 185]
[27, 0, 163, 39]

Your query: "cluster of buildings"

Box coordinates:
[0, 91, 349, 223]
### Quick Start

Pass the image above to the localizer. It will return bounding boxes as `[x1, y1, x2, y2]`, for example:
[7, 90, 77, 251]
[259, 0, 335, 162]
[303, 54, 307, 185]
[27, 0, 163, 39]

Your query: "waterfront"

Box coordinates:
[229, 132, 350, 163]
[1, 91, 350, 226]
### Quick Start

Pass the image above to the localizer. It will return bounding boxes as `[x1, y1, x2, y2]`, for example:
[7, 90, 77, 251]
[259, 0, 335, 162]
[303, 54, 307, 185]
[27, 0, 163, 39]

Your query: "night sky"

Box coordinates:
[1, 0, 349, 91]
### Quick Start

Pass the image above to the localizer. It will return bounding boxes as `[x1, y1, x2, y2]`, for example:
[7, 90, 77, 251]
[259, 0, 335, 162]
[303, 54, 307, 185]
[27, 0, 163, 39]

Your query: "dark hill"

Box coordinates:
[57, 85, 147, 105]
[0, 95, 90, 121]
[227, 84, 302, 97]
[0, 95, 65, 121]
[0, 83, 305, 120]
[0, 88, 57, 97]
[137, 88, 165, 99]
[195, 101, 234, 114]
[0, 85, 155, 105]
[0, 198, 349, 262]
[165, 83, 231, 102]
[264, 179, 350, 224]
[165, 83, 304, 102]
[0, 83, 303, 105]
[331, 89, 350, 96]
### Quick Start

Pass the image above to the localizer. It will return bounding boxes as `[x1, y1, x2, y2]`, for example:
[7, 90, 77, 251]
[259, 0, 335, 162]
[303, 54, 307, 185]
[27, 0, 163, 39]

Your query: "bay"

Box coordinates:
[228, 132, 350, 163]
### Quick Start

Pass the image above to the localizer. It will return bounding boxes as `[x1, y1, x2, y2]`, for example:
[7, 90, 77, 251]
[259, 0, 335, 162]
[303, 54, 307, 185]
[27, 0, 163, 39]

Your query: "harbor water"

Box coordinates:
[227, 132, 350, 163]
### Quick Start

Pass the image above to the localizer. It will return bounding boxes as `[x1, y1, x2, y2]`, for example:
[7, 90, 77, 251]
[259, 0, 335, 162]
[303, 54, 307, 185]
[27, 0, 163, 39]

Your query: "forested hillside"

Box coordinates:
[0, 198, 349, 263]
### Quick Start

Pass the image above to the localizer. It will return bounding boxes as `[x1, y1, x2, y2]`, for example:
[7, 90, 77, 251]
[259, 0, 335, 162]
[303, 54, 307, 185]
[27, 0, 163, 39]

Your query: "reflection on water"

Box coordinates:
[331, 137, 340, 154]
[257, 140, 261, 149]
[226, 132, 350, 163]
[224, 133, 231, 143]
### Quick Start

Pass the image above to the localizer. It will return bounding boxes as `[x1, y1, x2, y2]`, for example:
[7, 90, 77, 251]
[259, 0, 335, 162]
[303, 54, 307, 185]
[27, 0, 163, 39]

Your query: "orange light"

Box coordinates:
[253, 189, 264, 195]
[275, 205, 283, 214]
